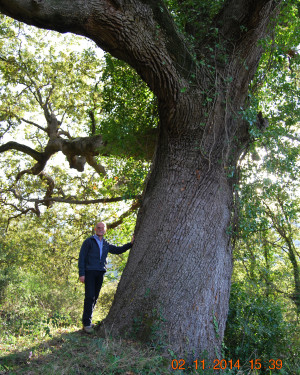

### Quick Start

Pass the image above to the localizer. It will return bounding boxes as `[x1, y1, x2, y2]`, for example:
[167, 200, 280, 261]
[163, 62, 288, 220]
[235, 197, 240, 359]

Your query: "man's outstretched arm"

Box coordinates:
[108, 235, 134, 255]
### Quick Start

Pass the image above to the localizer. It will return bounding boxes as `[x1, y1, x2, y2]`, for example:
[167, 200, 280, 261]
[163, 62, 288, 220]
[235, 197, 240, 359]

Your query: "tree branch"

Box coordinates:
[88, 110, 96, 135]
[212, 0, 282, 103]
[0, 141, 43, 161]
[215, 0, 280, 47]
[60, 134, 107, 174]
[19, 116, 47, 132]
[38, 171, 55, 207]
[86, 154, 106, 176]
[0, 0, 189, 98]
[57, 129, 72, 139]
[31, 196, 139, 205]
[107, 199, 140, 229]
[4, 203, 40, 231]
[4, 188, 141, 205]
[0, 126, 154, 182]
[0, 119, 14, 138]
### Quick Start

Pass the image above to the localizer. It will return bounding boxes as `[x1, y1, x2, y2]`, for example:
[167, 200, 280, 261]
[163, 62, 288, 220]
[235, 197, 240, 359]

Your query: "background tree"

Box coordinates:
[234, 3, 300, 316]
[224, 12, 300, 367]
[0, 0, 299, 362]
[235, 154, 300, 315]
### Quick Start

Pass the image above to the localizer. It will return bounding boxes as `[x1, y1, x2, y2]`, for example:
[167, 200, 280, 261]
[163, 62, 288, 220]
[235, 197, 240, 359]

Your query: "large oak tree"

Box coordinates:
[0, 0, 295, 362]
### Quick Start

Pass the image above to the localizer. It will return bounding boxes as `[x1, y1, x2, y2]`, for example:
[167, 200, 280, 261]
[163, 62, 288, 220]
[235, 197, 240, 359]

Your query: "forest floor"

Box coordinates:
[0, 325, 174, 375]
[0, 325, 279, 375]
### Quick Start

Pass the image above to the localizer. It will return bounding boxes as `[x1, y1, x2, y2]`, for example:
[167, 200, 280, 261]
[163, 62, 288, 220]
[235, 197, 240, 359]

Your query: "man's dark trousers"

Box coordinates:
[82, 270, 105, 327]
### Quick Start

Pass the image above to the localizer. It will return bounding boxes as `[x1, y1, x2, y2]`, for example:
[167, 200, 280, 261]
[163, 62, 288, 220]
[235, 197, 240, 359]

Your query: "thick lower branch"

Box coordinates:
[108, 199, 141, 229]
[0, 141, 43, 161]
[5, 188, 141, 206]
[0, 0, 185, 98]
[60, 135, 106, 174]
[2, 191, 140, 229]
[215, 0, 280, 48]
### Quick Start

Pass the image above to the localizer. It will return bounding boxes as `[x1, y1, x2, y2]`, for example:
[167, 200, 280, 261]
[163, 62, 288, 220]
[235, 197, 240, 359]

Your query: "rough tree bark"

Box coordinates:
[0, 0, 282, 362]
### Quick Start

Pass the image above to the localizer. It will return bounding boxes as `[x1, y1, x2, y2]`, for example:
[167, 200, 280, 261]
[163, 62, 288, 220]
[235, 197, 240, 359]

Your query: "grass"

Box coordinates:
[0, 325, 173, 375]
[0, 324, 296, 375]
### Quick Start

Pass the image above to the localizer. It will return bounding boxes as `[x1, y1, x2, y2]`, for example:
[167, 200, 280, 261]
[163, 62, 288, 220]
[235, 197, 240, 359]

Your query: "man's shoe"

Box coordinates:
[83, 325, 94, 334]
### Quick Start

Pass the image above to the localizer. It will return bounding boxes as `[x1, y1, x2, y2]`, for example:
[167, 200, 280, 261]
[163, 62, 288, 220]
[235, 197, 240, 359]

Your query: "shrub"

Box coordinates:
[225, 282, 299, 374]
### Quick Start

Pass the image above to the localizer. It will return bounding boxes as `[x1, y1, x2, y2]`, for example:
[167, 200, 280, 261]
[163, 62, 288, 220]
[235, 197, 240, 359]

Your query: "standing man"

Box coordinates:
[78, 222, 134, 333]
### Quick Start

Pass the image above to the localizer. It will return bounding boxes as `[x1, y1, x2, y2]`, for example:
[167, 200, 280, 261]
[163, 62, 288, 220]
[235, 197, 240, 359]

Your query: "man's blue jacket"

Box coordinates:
[78, 236, 132, 277]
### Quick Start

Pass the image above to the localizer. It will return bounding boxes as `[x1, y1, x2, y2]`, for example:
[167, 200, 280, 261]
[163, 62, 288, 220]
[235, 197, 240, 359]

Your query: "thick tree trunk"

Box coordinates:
[100, 83, 240, 362]
[103, 128, 234, 362]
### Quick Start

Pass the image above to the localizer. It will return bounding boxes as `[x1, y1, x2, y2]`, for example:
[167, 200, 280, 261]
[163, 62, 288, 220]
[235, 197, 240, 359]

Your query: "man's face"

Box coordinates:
[95, 222, 107, 237]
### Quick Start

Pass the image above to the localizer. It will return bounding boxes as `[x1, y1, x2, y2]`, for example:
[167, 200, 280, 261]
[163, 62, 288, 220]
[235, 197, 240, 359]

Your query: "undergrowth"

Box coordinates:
[0, 324, 170, 375]
[1, 322, 298, 375]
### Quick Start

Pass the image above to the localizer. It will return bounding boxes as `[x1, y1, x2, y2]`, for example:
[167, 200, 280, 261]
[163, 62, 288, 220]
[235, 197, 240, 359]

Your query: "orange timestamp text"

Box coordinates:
[171, 358, 283, 371]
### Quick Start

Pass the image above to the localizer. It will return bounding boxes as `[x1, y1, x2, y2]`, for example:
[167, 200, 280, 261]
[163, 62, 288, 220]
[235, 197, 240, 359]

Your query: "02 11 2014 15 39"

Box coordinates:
[171, 359, 241, 370]
[171, 359, 283, 371]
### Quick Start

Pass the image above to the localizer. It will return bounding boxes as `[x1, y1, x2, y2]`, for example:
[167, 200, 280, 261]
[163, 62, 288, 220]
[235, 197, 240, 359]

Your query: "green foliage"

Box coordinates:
[251, 0, 300, 138]
[164, 0, 224, 41]
[100, 156, 150, 199]
[98, 54, 158, 160]
[0, 15, 150, 222]
[225, 282, 299, 374]
[0, 15, 102, 136]
[0, 201, 135, 342]
[236, 141, 300, 313]
[234, 0, 300, 321]
[132, 307, 166, 351]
